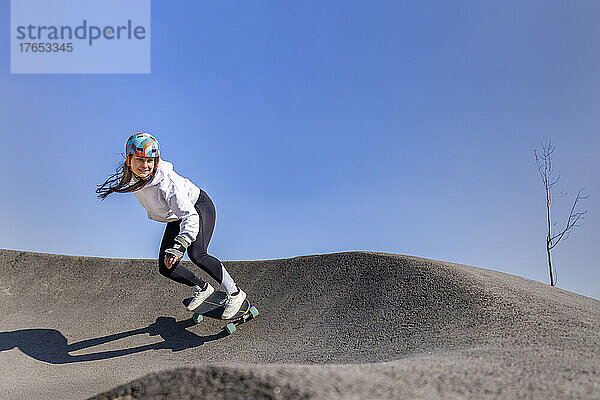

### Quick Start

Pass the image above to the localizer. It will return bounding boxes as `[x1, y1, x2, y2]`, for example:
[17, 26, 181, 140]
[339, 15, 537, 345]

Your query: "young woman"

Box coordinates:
[96, 132, 247, 318]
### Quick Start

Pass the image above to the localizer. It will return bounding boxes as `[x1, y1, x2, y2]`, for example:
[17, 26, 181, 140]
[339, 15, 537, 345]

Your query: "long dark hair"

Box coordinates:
[96, 154, 158, 200]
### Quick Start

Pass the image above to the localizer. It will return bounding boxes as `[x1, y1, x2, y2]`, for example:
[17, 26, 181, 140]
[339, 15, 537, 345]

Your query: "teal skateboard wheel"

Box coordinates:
[225, 323, 237, 334]
[192, 314, 203, 323]
[184, 291, 257, 333]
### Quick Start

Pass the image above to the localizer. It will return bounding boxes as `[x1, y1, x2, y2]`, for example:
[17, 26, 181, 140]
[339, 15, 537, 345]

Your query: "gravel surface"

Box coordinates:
[0, 249, 598, 399]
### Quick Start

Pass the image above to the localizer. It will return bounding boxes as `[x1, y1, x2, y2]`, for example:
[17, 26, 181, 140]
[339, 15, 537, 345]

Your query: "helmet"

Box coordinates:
[126, 133, 160, 158]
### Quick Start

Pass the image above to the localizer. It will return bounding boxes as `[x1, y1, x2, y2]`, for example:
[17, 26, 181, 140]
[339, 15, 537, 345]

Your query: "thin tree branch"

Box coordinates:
[549, 188, 588, 248]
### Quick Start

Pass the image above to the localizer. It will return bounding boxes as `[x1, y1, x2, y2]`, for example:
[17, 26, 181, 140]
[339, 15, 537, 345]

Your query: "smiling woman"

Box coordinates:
[130, 155, 156, 180]
[96, 133, 159, 197]
[96, 132, 249, 320]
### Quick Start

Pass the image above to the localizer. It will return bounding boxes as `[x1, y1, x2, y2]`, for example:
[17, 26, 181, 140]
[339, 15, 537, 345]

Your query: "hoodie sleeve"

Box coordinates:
[161, 179, 200, 244]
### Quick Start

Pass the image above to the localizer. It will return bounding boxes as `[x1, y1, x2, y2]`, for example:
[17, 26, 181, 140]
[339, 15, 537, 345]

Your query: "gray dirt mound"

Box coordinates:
[0, 249, 598, 399]
[92, 355, 600, 400]
[90, 365, 311, 400]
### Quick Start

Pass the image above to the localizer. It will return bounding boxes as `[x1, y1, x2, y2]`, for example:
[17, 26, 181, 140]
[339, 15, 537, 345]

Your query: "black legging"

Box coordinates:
[158, 189, 225, 287]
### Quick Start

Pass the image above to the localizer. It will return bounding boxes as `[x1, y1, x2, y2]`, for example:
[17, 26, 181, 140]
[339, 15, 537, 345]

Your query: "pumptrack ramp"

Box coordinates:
[0, 249, 598, 399]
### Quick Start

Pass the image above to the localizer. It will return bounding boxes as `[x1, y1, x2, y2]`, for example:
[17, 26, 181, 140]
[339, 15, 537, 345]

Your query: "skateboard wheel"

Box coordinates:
[225, 323, 236, 334]
[249, 306, 259, 318]
[192, 314, 203, 323]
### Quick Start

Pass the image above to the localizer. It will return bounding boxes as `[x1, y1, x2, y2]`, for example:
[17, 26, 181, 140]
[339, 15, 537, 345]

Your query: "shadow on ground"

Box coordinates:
[0, 317, 226, 364]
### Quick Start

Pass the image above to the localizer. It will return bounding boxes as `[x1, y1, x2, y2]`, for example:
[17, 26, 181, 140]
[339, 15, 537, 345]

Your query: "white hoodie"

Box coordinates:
[129, 158, 201, 244]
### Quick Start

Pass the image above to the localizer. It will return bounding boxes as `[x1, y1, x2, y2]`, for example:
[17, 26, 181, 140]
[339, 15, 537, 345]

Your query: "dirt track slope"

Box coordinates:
[0, 249, 598, 399]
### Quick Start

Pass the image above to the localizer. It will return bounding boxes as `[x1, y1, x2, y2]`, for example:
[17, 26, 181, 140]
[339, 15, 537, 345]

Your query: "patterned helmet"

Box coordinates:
[125, 133, 160, 158]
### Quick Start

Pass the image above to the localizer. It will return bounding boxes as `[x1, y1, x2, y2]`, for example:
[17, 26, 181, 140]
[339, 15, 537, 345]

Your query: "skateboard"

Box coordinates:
[183, 291, 259, 334]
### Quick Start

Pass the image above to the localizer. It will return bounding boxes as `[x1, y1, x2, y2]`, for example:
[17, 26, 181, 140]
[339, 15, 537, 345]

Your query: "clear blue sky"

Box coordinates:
[2, 1, 598, 299]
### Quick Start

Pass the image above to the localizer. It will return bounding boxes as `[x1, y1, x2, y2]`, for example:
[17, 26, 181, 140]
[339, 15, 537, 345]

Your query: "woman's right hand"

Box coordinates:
[164, 235, 190, 268]
[164, 254, 178, 269]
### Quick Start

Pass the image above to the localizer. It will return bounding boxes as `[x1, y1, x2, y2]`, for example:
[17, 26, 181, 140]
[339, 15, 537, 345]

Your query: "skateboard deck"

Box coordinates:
[183, 291, 259, 334]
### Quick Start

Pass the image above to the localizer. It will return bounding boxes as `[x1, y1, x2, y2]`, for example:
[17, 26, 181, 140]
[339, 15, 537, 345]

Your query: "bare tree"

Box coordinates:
[534, 141, 588, 286]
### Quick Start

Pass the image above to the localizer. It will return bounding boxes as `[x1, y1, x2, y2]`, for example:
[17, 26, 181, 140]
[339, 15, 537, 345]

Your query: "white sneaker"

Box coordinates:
[187, 283, 215, 310]
[221, 289, 247, 319]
